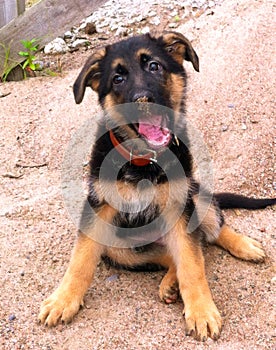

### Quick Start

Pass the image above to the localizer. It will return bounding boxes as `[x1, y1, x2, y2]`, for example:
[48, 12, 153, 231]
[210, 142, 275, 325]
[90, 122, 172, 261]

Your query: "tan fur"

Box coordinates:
[215, 225, 265, 262]
[111, 58, 126, 70]
[192, 193, 221, 242]
[105, 247, 170, 267]
[94, 178, 190, 214]
[103, 93, 118, 109]
[167, 73, 185, 113]
[38, 233, 104, 326]
[160, 32, 199, 71]
[135, 48, 153, 60]
[73, 48, 106, 103]
[158, 32, 187, 65]
[165, 218, 222, 341]
[159, 262, 178, 303]
[38, 205, 116, 326]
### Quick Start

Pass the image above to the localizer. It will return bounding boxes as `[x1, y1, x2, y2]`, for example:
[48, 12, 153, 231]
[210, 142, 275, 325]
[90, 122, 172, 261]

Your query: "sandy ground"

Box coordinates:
[0, 0, 275, 349]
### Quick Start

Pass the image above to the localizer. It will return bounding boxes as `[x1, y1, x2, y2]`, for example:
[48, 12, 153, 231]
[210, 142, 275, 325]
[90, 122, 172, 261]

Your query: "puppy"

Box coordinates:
[39, 32, 275, 341]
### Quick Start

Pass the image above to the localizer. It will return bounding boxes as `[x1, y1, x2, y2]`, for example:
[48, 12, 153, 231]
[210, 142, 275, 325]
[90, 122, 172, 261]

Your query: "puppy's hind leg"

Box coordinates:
[214, 224, 265, 262]
[158, 257, 179, 304]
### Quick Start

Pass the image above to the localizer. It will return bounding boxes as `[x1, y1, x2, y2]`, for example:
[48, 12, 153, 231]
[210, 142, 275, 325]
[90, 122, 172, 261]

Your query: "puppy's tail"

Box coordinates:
[214, 193, 276, 210]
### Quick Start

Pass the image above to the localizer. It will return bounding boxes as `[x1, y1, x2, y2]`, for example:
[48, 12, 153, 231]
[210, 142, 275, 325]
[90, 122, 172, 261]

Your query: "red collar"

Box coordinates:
[109, 130, 158, 166]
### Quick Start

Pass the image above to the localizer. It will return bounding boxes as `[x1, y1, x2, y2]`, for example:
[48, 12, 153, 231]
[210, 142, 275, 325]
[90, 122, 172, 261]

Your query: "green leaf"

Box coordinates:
[18, 51, 29, 57]
[29, 62, 36, 70]
[22, 60, 28, 69]
[34, 63, 42, 71]
[22, 41, 31, 49]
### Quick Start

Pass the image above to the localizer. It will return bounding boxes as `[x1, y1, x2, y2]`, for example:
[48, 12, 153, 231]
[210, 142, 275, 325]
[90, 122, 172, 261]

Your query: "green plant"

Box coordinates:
[0, 42, 13, 82]
[19, 38, 39, 71]
[43, 68, 58, 77]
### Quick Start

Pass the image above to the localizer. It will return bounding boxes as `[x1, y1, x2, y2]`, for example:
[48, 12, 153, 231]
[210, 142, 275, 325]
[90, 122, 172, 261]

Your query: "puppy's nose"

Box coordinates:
[132, 92, 154, 103]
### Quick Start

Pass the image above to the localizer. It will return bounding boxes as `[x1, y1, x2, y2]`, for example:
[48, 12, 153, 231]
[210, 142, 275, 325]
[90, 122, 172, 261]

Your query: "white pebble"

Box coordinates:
[44, 38, 68, 54]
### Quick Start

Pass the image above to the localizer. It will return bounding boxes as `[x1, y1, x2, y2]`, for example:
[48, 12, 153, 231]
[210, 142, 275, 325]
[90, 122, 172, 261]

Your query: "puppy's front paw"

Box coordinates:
[184, 300, 222, 341]
[38, 288, 83, 327]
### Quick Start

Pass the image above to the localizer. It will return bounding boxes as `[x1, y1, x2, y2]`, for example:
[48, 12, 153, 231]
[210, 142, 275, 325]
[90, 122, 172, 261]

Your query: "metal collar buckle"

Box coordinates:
[129, 148, 158, 165]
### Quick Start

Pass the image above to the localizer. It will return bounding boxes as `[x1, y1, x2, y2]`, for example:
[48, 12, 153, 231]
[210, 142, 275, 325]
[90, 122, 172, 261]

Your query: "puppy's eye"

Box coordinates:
[149, 61, 161, 72]
[113, 74, 124, 84]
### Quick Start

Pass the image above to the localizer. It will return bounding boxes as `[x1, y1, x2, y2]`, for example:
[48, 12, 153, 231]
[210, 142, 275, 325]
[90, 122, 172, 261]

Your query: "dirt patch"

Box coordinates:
[0, 1, 275, 349]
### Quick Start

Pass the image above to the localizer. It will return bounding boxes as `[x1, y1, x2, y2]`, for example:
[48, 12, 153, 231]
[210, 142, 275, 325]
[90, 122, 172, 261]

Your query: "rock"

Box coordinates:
[64, 31, 73, 39]
[78, 22, 87, 31]
[106, 274, 119, 282]
[150, 17, 161, 26]
[195, 22, 202, 29]
[115, 27, 129, 37]
[148, 11, 157, 17]
[9, 314, 16, 321]
[70, 39, 90, 49]
[44, 38, 69, 54]
[170, 10, 179, 17]
[141, 26, 150, 34]
[43, 1, 224, 58]
[110, 23, 120, 31]
[84, 22, 97, 35]
[168, 23, 178, 28]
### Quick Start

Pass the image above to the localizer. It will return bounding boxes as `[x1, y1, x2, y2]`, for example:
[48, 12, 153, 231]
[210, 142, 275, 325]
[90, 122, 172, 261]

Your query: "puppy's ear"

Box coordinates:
[73, 48, 106, 104]
[156, 31, 199, 72]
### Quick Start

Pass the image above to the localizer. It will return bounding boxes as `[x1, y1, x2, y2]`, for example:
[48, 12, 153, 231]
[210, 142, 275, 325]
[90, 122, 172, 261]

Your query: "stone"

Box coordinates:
[150, 17, 161, 26]
[141, 26, 150, 34]
[70, 39, 90, 49]
[44, 38, 69, 54]
[115, 27, 129, 37]
[64, 31, 73, 39]
[84, 22, 97, 35]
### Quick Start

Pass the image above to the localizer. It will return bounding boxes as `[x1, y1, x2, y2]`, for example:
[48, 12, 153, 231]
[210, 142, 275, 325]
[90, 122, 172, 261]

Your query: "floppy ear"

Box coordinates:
[156, 31, 199, 72]
[73, 48, 106, 104]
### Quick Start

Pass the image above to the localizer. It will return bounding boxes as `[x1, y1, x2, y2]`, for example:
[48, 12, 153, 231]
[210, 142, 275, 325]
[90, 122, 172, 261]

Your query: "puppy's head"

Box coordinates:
[73, 32, 199, 150]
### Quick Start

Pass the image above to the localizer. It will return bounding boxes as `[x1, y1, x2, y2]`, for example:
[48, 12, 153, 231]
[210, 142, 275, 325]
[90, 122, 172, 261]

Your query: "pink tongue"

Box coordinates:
[138, 115, 170, 145]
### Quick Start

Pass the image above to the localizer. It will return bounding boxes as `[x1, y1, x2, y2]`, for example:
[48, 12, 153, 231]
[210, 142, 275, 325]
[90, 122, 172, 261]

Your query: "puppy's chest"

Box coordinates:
[113, 202, 159, 228]
[106, 180, 164, 226]
[95, 178, 189, 227]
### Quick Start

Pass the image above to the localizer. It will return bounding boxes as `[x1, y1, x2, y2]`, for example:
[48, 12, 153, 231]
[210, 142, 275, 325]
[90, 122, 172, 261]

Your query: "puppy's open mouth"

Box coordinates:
[136, 114, 172, 149]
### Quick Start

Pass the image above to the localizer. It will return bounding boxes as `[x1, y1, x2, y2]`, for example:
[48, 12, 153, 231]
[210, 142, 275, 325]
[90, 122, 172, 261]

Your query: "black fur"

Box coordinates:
[214, 193, 276, 210]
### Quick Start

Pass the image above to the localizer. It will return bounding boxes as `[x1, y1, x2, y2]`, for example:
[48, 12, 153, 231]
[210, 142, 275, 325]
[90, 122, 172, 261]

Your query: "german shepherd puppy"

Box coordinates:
[39, 32, 275, 341]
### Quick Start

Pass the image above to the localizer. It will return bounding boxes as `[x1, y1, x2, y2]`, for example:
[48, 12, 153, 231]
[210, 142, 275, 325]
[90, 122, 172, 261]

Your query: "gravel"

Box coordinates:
[44, 0, 224, 54]
[1, 0, 275, 349]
